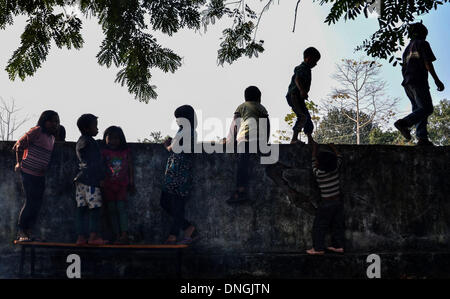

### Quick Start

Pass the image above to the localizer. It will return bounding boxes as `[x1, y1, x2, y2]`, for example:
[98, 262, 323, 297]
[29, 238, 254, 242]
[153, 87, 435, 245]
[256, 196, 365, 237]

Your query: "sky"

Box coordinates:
[0, 1, 449, 142]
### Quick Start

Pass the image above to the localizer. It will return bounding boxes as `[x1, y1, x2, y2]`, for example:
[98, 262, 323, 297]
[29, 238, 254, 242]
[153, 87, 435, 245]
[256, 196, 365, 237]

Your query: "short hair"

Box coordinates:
[317, 151, 337, 172]
[77, 114, 98, 134]
[174, 105, 196, 129]
[303, 47, 321, 61]
[408, 22, 428, 40]
[103, 126, 127, 150]
[37, 110, 59, 134]
[244, 86, 261, 102]
[56, 125, 66, 141]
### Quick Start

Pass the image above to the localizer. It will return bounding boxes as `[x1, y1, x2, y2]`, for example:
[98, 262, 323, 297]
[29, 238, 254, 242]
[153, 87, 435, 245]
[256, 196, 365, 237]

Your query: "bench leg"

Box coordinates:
[176, 249, 182, 279]
[19, 246, 26, 278]
[30, 246, 35, 277]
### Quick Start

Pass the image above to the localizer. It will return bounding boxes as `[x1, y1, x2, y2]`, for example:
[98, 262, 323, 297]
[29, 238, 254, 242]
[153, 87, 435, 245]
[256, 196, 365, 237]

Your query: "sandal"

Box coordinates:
[164, 239, 177, 245]
[76, 236, 87, 246]
[326, 247, 344, 254]
[87, 238, 109, 245]
[17, 231, 32, 242]
[177, 234, 200, 245]
[306, 248, 325, 255]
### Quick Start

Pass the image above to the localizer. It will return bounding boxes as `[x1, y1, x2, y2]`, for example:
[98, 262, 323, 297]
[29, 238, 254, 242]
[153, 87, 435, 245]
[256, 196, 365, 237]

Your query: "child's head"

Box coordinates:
[37, 110, 60, 136]
[244, 86, 261, 103]
[77, 114, 98, 136]
[103, 126, 127, 150]
[303, 47, 321, 68]
[317, 151, 338, 172]
[408, 22, 428, 40]
[174, 105, 197, 129]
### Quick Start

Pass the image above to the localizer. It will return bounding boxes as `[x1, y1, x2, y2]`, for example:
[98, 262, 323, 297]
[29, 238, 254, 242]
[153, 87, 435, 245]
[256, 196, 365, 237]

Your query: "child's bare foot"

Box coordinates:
[165, 235, 177, 245]
[76, 235, 88, 246]
[306, 248, 325, 255]
[327, 247, 344, 253]
[88, 233, 108, 245]
[184, 225, 195, 239]
[114, 232, 129, 245]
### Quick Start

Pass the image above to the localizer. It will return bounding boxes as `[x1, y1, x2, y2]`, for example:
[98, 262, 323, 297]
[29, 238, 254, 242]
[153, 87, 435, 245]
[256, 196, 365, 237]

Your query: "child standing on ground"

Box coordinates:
[286, 47, 321, 144]
[74, 114, 108, 245]
[160, 105, 198, 245]
[394, 22, 445, 146]
[306, 138, 345, 255]
[13, 110, 60, 241]
[101, 126, 135, 244]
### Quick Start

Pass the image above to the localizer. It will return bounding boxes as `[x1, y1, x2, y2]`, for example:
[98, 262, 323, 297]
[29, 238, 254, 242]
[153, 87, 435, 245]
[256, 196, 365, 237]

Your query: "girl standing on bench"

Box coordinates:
[160, 105, 199, 245]
[101, 126, 135, 244]
[13, 110, 60, 242]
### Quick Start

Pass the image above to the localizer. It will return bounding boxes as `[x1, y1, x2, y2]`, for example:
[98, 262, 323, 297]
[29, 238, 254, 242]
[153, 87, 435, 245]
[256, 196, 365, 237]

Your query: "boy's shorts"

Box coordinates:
[75, 182, 102, 209]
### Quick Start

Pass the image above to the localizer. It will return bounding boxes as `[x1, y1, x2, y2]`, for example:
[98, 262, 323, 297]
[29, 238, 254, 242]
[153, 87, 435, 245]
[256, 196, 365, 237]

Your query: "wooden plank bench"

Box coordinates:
[13, 240, 189, 278]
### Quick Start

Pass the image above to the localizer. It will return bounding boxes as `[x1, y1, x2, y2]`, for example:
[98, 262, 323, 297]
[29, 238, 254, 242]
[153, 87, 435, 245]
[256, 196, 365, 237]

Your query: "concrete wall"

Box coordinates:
[1, 141, 449, 258]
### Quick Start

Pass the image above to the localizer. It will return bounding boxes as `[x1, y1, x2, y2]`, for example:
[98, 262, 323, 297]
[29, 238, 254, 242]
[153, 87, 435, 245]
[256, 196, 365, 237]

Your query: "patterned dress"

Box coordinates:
[163, 128, 194, 197]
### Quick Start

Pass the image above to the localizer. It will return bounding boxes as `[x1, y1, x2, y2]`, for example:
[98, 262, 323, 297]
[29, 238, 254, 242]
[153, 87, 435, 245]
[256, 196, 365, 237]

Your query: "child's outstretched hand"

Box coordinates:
[435, 79, 445, 92]
[163, 137, 172, 148]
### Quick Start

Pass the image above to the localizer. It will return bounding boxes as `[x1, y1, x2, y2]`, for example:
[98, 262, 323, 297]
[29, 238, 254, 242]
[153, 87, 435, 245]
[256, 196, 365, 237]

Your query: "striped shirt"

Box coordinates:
[312, 155, 343, 198]
[13, 126, 55, 177]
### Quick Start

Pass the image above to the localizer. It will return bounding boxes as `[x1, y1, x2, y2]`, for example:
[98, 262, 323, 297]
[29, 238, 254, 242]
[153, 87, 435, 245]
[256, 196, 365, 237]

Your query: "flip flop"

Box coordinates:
[306, 248, 325, 255]
[326, 247, 344, 254]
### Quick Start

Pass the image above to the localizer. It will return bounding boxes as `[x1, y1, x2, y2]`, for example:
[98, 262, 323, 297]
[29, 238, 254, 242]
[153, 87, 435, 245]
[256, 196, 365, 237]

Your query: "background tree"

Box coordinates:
[328, 58, 398, 144]
[368, 127, 409, 145]
[314, 107, 376, 144]
[320, 0, 449, 65]
[0, 97, 30, 141]
[1, 1, 448, 102]
[428, 99, 449, 146]
[138, 131, 171, 143]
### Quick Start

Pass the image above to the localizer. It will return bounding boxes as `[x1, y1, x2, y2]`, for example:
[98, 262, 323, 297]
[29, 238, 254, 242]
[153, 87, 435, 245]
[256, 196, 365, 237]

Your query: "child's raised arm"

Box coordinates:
[328, 143, 340, 156]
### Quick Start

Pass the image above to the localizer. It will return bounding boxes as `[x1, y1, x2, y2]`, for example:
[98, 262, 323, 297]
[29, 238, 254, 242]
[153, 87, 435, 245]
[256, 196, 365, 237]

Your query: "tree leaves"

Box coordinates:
[2, 0, 448, 102]
[217, 20, 264, 65]
[320, 0, 449, 66]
